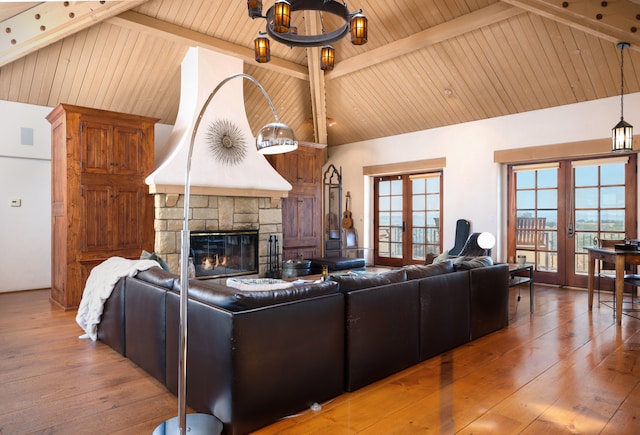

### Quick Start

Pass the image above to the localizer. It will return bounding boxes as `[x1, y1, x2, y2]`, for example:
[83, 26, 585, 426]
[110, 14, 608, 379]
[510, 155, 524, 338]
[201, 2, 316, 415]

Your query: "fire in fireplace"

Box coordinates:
[190, 230, 258, 279]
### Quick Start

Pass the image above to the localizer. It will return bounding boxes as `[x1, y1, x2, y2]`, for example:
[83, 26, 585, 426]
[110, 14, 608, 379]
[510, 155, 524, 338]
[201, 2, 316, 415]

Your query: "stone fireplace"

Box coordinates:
[153, 193, 282, 277]
[145, 48, 292, 278]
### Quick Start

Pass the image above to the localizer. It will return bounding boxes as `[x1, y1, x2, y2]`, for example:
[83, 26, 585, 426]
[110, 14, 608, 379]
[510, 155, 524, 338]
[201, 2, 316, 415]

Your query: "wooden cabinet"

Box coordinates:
[267, 145, 324, 260]
[47, 104, 156, 310]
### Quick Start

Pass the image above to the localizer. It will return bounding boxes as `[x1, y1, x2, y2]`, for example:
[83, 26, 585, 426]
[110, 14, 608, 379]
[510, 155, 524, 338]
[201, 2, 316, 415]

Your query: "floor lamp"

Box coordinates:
[154, 73, 298, 435]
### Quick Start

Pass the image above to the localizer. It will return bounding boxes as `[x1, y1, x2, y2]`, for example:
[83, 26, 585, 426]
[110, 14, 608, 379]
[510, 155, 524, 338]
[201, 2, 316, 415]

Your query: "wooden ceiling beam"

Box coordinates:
[0, 1, 147, 68]
[108, 11, 309, 81]
[326, 2, 525, 80]
[502, 0, 640, 49]
[304, 10, 328, 145]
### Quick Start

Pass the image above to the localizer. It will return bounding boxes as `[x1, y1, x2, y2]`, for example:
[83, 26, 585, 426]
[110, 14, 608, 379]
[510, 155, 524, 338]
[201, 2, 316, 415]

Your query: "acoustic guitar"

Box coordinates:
[342, 191, 353, 229]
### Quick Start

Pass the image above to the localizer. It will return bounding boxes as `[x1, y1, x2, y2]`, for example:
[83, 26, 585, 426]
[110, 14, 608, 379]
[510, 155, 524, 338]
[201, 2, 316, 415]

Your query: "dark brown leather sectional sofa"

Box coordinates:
[97, 258, 509, 435]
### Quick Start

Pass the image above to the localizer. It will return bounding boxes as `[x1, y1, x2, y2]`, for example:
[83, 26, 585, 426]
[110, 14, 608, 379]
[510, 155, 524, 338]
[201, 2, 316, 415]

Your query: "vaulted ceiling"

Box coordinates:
[2, 0, 640, 147]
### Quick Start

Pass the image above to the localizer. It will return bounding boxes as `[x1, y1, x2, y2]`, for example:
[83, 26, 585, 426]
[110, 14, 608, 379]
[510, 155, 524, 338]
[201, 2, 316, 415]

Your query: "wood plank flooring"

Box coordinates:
[1, 284, 639, 434]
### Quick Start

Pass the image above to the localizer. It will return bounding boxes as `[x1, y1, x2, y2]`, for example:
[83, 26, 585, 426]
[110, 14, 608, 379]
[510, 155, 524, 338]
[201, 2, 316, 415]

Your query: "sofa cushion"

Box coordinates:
[172, 278, 340, 310]
[454, 256, 494, 271]
[330, 269, 407, 293]
[403, 260, 454, 280]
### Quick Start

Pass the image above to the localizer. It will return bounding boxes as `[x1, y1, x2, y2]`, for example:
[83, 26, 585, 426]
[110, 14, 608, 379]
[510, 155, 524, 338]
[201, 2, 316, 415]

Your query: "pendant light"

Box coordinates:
[612, 42, 633, 152]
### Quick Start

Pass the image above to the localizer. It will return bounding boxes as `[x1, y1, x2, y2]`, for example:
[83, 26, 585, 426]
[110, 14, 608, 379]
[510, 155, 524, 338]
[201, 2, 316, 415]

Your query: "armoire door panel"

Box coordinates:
[297, 148, 318, 185]
[298, 195, 318, 241]
[82, 185, 112, 252]
[81, 121, 112, 174]
[281, 197, 300, 245]
[114, 188, 143, 250]
[113, 127, 142, 176]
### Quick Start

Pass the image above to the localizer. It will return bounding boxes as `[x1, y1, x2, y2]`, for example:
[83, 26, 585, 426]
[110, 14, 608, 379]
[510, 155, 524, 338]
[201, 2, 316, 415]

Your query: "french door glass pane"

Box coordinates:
[600, 187, 625, 208]
[574, 162, 626, 275]
[515, 167, 558, 272]
[377, 179, 404, 260]
[411, 175, 441, 259]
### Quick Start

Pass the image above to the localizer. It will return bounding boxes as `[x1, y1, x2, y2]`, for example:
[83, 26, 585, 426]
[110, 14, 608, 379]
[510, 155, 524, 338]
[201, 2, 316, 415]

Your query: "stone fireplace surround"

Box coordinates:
[152, 192, 282, 278]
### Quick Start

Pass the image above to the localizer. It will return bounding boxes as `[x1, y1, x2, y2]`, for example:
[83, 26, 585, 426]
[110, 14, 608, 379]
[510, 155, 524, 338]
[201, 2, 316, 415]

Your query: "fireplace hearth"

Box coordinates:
[190, 230, 258, 279]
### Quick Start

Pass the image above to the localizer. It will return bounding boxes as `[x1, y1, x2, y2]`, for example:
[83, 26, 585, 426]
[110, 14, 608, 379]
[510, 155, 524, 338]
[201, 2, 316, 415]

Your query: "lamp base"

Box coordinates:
[152, 413, 223, 435]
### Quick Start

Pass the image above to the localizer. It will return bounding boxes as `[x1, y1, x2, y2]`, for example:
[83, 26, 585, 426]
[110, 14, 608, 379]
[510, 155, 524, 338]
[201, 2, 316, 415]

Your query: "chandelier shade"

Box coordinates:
[350, 12, 367, 45]
[612, 42, 633, 152]
[247, 0, 263, 19]
[273, 0, 292, 33]
[320, 45, 335, 71]
[254, 33, 270, 63]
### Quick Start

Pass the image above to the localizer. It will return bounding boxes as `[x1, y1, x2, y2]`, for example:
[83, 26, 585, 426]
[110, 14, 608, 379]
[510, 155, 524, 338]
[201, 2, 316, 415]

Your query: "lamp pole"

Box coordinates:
[154, 73, 297, 435]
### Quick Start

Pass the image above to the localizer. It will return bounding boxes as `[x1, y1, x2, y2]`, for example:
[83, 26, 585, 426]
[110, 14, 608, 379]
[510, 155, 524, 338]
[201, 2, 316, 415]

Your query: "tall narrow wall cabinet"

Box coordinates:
[47, 104, 157, 310]
[267, 144, 324, 261]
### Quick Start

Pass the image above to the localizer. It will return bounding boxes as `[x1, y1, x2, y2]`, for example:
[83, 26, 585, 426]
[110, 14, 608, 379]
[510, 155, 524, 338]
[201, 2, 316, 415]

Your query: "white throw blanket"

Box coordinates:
[76, 257, 160, 341]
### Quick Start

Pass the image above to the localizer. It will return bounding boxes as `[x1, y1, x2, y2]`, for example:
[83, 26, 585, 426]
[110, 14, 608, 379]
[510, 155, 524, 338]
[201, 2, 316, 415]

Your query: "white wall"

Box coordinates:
[0, 100, 173, 293]
[2, 93, 638, 291]
[326, 93, 640, 263]
[0, 101, 52, 292]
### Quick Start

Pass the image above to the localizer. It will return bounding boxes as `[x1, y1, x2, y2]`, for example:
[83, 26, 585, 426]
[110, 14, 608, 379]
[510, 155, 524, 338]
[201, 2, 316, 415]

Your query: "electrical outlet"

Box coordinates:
[10, 199, 21, 207]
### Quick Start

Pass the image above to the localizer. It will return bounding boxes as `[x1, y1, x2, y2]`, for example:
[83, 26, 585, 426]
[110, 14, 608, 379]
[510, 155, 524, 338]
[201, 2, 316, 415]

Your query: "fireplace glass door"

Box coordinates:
[190, 230, 259, 279]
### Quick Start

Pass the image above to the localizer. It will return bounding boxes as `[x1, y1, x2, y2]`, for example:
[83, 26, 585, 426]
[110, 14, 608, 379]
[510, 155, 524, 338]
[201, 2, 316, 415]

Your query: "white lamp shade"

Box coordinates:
[478, 232, 496, 250]
[256, 121, 298, 154]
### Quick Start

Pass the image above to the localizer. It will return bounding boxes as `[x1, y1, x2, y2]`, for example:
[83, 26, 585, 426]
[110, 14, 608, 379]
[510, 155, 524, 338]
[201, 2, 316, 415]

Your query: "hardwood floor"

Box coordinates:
[1, 285, 639, 434]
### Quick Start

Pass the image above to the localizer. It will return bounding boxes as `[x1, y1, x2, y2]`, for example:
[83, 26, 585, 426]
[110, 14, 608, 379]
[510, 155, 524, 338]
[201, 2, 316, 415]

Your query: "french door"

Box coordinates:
[508, 155, 636, 287]
[374, 172, 442, 267]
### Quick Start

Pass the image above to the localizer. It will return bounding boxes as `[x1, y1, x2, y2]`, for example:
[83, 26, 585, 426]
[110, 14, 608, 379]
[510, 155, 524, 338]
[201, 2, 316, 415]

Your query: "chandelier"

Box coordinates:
[248, 0, 368, 71]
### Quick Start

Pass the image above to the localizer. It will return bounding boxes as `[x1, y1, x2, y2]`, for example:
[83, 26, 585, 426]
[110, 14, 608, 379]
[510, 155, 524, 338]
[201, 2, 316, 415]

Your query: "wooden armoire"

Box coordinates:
[47, 104, 157, 310]
[267, 144, 324, 261]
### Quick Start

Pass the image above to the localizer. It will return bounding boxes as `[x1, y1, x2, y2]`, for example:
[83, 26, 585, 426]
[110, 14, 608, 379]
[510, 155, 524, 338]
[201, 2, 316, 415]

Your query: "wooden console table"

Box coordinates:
[586, 246, 640, 325]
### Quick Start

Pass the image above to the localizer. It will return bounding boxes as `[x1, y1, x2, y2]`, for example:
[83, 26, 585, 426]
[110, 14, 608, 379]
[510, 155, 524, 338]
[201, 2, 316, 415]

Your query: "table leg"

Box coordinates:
[529, 266, 534, 313]
[587, 250, 595, 311]
[616, 255, 624, 325]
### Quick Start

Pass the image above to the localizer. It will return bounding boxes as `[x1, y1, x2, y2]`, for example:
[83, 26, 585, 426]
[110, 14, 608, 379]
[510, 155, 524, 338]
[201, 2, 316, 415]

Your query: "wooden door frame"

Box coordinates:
[373, 172, 443, 267]
[507, 154, 637, 288]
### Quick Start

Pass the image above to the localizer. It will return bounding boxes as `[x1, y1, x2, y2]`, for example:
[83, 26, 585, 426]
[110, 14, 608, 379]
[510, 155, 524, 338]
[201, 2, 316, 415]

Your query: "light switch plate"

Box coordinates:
[10, 199, 21, 207]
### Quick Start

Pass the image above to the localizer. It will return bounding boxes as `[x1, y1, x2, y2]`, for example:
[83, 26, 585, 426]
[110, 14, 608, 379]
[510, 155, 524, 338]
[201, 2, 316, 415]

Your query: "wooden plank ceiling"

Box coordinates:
[1, 0, 640, 147]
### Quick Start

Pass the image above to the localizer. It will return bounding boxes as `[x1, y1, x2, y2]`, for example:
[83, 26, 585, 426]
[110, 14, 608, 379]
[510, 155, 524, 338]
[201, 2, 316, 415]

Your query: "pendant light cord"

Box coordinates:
[620, 43, 625, 121]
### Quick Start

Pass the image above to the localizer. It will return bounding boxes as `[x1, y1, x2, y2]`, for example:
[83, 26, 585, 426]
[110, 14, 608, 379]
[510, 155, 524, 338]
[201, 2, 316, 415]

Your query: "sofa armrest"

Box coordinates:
[97, 277, 126, 355]
[135, 267, 177, 289]
[124, 276, 167, 384]
[469, 263, 509, 339]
